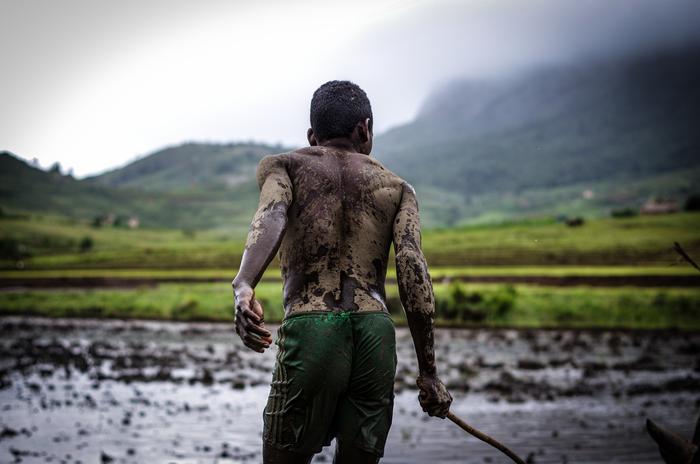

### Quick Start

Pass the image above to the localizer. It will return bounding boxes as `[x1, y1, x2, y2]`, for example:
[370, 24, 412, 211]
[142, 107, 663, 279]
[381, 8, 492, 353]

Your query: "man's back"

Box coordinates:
[263, 145, 404, 316]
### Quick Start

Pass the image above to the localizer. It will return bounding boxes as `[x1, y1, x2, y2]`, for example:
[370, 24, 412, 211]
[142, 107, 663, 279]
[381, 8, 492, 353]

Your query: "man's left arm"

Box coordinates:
[232, 155, 293, 352]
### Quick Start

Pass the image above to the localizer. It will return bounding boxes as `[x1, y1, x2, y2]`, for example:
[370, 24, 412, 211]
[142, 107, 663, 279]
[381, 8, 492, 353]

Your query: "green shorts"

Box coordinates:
[263, 311, 397, 457]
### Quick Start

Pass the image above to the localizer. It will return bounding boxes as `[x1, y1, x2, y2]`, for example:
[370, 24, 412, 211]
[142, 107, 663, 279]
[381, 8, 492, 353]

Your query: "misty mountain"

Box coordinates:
[3, 46, 699, 230]
[373, 45, 700, 224]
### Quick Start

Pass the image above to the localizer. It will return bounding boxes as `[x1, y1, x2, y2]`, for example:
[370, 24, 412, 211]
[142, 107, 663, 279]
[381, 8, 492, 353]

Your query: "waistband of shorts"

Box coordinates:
[283, 310, 392, 321]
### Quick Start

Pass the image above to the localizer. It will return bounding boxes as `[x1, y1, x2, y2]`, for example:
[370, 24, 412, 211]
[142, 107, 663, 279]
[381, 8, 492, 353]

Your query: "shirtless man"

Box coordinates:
[232, 80, 452, 464]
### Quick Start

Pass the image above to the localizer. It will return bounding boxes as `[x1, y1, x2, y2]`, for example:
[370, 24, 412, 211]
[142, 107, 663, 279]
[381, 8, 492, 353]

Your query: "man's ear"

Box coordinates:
[356, 118, 371, 143]
[307, 128, 317, 146]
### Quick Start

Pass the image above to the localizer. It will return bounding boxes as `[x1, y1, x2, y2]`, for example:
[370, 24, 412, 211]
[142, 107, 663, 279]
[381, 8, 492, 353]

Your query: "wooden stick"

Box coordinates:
[674, 241, 700, 272]
[446, 411, 527, 464]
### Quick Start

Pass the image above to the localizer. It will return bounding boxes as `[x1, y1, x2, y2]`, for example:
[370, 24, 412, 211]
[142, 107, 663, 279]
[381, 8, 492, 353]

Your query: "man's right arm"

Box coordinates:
[232, 154, 293, 352]
[392, 182, 452, 418]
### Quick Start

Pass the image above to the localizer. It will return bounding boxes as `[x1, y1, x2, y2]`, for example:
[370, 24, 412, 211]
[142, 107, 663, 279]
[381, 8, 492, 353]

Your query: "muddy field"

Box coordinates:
[0, 316, 698, 463]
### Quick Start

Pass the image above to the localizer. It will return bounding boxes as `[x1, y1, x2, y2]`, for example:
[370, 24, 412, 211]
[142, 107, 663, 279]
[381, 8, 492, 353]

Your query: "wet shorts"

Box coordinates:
[263, 310, 397, 457]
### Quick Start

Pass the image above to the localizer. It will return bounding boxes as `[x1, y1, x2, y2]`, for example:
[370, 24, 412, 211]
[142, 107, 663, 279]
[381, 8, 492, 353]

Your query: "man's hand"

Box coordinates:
[416, 374, 452, 418]
[233, 284, 273, 353]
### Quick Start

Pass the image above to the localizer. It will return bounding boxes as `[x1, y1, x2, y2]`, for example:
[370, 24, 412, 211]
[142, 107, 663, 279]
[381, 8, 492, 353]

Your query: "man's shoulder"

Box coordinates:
[256, 152, 293, 187]
[258, 150, 292, 165]
[279, 146, 325, 159]
[369, 157, 412, 193]
[257, 148, 407, 188]
[360, 155, 406, 186]
[255, 148, 324, 184]
[259, 147, 324, 167]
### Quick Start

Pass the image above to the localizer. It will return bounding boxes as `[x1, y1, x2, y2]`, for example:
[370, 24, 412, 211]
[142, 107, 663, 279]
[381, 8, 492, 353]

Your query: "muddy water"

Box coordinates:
[0, 317, 698, 463]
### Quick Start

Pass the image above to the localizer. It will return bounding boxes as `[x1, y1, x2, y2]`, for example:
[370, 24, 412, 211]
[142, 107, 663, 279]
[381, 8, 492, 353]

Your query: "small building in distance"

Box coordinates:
[102, 213, 116, 226]
[91, 213, 140, 228]
[640, 198, 679, 215]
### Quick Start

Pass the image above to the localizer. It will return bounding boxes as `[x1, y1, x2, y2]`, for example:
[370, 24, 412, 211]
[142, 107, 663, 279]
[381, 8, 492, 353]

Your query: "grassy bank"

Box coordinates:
[1, 282, 698, 330]
[2, 212, 699, 269]
[0, 265, 697, 280]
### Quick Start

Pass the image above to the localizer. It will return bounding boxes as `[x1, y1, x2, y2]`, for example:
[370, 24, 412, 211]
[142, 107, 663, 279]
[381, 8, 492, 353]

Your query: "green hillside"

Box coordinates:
[374, 46, 700, 225]
[83, 47, 700, 229]
[0, 145, 275, 233]
[2, 48, 699, 230]
[90, 142, 278, 192]
[2, 210, 698, 269]
[0, 152, 142, 221]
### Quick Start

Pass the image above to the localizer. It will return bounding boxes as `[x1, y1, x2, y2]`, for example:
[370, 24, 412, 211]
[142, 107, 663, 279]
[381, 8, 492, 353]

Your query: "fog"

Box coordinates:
[1, 0, 699, 176]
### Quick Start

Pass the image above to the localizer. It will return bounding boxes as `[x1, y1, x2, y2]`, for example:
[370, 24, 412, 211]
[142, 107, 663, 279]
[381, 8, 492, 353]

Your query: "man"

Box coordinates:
[232, 80, 452, 464]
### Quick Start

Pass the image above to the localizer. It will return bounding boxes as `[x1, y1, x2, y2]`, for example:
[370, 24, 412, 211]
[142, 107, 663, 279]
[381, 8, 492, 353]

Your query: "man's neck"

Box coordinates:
[319, 137, 360, 153]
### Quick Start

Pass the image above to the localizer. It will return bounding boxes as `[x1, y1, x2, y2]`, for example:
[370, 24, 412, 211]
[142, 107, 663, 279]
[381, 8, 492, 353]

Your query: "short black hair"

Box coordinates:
[310, 80, 373, 142]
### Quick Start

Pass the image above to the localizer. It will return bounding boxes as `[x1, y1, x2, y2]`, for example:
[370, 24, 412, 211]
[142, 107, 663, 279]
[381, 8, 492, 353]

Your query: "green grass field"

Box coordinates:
[1, 282, 698, 330]
[2, 212, 699, 269]
[0, 265, 696, 281]
[2, 212, 698, 330]
[421, 213, 700, 265]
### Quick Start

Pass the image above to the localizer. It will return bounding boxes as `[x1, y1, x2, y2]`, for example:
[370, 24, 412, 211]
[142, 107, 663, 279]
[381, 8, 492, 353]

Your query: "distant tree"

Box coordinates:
[91, 216, 103, 228]
[49, 162, 62, 175]
[611, 207, 638, 218]
[446, 206, 460, 227]
[79, 236, 94, 253]
[0, 238, 31, 260]
[685, 194, 700, 212]
[565, 217, 585, 227]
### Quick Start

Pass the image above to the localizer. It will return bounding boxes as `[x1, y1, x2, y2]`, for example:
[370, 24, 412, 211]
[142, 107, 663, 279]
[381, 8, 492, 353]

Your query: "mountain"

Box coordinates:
[0, 143, 282, 233]
[0, 152, 137, 220]
[3, 46, 699, 231]
[90, 142, 281, 232]
[91, 142, 278, 193]
[373, 45, 700, 225]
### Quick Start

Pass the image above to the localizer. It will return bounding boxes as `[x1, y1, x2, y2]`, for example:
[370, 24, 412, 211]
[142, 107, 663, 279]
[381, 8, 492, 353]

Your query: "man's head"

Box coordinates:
[308, 80, 373, 155]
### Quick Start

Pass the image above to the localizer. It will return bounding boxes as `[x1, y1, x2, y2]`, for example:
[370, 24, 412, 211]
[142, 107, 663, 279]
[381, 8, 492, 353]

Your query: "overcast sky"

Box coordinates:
[2, 0, 699, 177]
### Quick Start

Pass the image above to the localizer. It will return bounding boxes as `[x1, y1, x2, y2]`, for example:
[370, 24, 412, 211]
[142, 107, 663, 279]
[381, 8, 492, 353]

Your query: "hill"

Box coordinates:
[0, 152, 139, 221]
[90, 142, 278, 193]
[0, 143, 279, 233]
[374, 46, 700, 225]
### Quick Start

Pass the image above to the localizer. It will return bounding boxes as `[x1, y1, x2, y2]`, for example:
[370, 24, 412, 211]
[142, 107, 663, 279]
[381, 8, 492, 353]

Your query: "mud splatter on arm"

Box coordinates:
[393, 182, 452, 417]
[233, 155, 293, 291]
[232, 155, 292, 352]
[393, 182, 436, 374]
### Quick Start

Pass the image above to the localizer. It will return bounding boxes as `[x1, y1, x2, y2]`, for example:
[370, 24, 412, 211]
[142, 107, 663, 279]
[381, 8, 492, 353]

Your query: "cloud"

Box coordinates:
[343, 0, 700, 126]
[1, 0, 698, 176]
